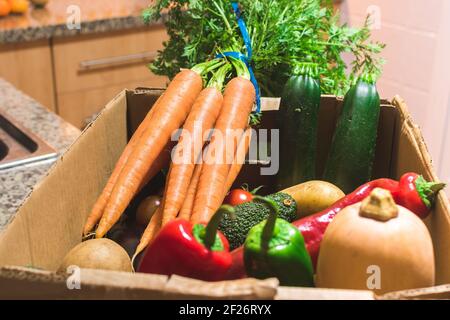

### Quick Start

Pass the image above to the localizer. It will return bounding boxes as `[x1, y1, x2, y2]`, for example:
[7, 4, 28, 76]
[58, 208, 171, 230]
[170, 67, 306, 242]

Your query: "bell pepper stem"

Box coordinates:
[253, 196, 280, 250]
[431, 183, 446, 193]
[203, 205, 235, 249]
[415, 175, 446, 208]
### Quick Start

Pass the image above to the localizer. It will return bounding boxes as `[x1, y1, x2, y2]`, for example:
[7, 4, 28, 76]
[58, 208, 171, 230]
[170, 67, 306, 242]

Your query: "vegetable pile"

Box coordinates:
[59, 0, 447, 296]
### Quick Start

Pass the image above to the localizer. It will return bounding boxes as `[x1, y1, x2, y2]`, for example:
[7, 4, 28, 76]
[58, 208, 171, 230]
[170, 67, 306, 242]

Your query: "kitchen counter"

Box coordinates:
[0, 0, 162, 44]
[0, 78, 80, 231]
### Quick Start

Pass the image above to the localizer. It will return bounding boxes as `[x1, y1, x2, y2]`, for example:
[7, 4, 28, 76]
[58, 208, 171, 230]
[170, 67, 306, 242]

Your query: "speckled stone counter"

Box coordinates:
[0, 78, 80, 231]
[0, 0, 163, 44]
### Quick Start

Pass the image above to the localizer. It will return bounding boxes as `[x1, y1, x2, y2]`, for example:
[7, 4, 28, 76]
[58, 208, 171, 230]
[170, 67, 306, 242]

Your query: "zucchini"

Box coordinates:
[323, 75, 381, 193]
[276, 63, 321, 190]
[218, 192, 297, 250]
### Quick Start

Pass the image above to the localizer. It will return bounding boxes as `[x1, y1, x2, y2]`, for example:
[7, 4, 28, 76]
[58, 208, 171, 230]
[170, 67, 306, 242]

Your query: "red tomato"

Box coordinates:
[224, 189, 253, 206]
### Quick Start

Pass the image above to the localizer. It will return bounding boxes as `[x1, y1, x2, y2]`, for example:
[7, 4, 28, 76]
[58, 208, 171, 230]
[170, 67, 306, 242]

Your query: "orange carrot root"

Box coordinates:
[161, 87, 223, 226]
[191, 77, 255, 224]
[179, 162, 203, 221]
[222, 127, 252, 198]
[83, 102, 159, 235]
[133, 206, 163, 259]
[96, 69, 203, 238]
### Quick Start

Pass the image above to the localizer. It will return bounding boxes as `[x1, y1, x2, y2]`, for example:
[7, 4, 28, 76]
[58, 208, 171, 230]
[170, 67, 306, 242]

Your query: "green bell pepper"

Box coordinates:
[243, 196, 314, 287]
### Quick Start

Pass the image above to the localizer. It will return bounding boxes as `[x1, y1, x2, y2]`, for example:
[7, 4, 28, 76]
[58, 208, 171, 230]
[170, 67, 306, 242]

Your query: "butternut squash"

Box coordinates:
[316, 188, 434, 295]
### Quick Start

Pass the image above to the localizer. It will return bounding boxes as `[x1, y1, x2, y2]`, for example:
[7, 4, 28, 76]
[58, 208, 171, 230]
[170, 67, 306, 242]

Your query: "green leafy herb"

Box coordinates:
[143, 0, 385, 96]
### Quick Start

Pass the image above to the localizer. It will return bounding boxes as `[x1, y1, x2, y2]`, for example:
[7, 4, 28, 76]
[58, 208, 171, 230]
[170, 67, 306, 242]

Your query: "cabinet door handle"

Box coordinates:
[79, 51, 157, 71]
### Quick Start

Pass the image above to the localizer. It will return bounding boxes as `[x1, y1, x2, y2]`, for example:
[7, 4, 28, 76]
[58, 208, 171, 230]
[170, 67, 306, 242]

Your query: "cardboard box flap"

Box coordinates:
[0, 266, 167, 299]
[276, 287, 375, 300]
[379, 284, 450, 300]
[0, 91, 129, 270]
[164, 275, 278, 300]
[0, 266, 278, 300]
[391, 96, 450, 285]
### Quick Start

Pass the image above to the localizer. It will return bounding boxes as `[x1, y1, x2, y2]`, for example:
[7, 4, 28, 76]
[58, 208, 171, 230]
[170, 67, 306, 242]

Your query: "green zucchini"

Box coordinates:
[218, 192, 297, 250]
[323, 75, 381, 193]
[276, 63, 321, 190]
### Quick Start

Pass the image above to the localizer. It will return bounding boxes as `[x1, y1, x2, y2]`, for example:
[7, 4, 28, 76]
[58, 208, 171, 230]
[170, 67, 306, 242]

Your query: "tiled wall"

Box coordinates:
[340, 0, 450, 192]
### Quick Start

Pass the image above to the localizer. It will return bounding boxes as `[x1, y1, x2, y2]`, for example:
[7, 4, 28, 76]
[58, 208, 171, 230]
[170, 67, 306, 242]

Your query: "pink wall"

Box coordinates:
[339, 0, 450, 190]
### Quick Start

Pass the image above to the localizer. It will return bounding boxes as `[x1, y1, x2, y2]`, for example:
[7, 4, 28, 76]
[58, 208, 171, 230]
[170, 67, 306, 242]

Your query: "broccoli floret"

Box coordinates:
[218, 192, 297, 250]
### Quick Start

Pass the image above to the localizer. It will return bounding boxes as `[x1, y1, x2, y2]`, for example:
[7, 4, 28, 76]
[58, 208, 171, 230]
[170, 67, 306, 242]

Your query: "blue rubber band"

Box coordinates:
[231, 2, 253, 59]
[215, 2, 261, 113]
[216, 52, 261, 113]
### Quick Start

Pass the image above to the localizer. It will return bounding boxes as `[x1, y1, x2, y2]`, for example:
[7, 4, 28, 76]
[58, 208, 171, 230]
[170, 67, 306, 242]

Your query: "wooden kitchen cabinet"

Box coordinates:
[58, 79, 165, 129]
[53, 26, 168, 128]
[0, 40, 56, 111]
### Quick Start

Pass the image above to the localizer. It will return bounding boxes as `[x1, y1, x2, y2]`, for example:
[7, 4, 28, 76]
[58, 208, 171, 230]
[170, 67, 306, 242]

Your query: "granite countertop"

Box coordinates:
[0, 78, 80, 231]
[0, 0, 162, 44]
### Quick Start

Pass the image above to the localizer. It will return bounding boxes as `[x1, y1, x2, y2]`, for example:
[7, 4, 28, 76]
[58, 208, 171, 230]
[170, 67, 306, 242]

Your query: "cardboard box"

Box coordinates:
[0, 89, 449, 299]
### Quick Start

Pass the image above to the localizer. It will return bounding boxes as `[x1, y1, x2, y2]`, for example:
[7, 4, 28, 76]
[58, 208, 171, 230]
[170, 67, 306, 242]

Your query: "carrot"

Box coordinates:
[133, 159, 174, 258]
[161, 75, 228, 226]
[179, 127, 250, 225]
[83, 102, 160, 235]
[95, 69, 203, 238]
[222, 127, 252, 198]
[178, 162, 203, 221]
[133, 206, 163, 259]
[191, 76, 255, 224]
[138, 141, 173, 190]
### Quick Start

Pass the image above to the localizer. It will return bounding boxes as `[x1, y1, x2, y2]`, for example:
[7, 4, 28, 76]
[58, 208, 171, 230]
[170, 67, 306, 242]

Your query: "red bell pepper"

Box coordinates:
[392, 173, 445, 219]
[225, 246, 246, 280]
[138, 205, 235, 281]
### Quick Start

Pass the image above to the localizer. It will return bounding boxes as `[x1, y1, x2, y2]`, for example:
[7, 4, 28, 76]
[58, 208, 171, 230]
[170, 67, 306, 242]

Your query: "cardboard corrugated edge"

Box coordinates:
[0, 266, 168, 299]
[0, 266, 278, 300]
[275, 287, 375, 300]
[164, 275, 278, 300]
[378, 284, 450, 300]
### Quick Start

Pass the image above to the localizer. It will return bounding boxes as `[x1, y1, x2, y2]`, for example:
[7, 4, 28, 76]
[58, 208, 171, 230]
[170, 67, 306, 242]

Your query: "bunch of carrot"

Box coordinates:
[83, 57, 256, 258]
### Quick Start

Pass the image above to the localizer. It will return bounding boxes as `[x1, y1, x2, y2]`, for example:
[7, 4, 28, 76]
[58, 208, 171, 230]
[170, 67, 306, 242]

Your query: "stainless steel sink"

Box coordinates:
[0, 112, 57, 170]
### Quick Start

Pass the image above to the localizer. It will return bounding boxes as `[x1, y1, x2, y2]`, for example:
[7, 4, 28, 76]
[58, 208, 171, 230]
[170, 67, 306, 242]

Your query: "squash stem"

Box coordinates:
[359, 188, 398, 221]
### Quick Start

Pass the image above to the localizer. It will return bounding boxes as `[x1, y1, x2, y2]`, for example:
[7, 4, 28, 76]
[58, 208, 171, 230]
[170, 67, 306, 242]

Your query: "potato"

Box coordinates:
[58, 238, 132, 273]
[283, 180, 345, 218]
